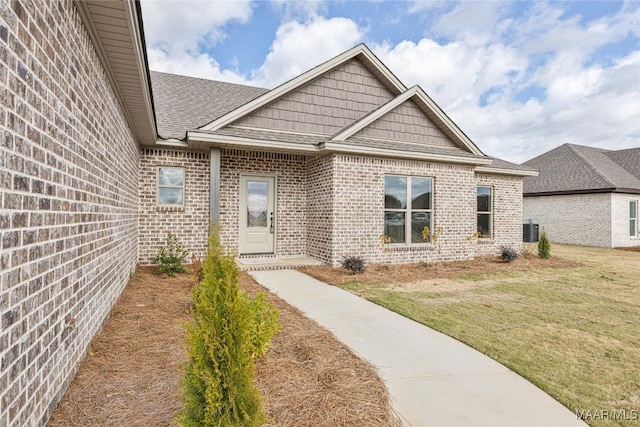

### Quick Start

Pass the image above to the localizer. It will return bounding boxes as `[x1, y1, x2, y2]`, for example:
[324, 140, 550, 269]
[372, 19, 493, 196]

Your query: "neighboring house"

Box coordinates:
[523, 143, 640, 247]
[0, 0, 534, 425]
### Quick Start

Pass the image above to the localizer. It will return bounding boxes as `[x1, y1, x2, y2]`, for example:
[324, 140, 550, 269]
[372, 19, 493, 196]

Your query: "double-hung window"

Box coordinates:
[384, 176, 433, 244]
[477, 186, 492, 238]
[631, 200, 638, 237]
[157, 167, 185, 207]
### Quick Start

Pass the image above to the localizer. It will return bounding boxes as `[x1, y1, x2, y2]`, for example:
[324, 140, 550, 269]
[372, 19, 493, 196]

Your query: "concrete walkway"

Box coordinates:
[251, 270, 586, 427]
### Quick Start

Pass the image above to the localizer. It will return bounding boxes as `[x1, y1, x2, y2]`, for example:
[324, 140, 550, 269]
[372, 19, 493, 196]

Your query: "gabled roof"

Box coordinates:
[199, 44, 406, 132]
[149, 43, 534, 175]
[331, 85, 484, 156]
[523, 144, 640, 195]
[151, 71, 268, 140]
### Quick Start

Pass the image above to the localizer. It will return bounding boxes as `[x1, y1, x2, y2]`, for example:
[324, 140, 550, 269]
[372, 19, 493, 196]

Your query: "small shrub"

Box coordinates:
[538, 228, 551, 259]
[153, 232, 189, 277]
[341, 256, 366, 274]
[179, 229, 279, 427]
[247, 293, 281, 359]
[499, 246, 518, 263]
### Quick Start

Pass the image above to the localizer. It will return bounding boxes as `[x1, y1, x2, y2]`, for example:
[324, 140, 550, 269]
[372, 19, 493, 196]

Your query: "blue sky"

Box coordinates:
[140, 1, 640, 163]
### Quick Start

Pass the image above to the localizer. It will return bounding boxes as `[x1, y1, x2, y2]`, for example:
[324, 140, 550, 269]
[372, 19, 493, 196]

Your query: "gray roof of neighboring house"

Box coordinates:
[150, 71, 268, 140]
[522, 144, 640, 195]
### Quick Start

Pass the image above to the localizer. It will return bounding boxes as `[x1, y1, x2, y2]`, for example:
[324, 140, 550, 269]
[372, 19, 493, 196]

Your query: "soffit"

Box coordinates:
[77, 0, 156, 146]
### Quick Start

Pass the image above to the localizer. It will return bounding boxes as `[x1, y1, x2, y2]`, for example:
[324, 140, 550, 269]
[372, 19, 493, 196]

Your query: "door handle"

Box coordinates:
[269, 212, 274, 233]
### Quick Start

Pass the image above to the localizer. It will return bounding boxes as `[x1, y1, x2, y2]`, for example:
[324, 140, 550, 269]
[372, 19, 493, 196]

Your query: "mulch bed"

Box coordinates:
[615, 246, 640, 253]
[48, 266, 398, 426]
[300, 253, 579, 286]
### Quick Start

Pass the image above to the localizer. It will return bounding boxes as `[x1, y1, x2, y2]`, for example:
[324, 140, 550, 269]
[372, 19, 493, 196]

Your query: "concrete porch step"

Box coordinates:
[236, 255, 324, 271]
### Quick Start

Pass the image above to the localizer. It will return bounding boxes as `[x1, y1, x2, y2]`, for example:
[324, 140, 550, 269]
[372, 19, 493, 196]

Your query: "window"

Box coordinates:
[631, 200, 638, 237]
[477, 186, 492, 238]
[157, 167, 185, 207]
[384, 176, 433, 244]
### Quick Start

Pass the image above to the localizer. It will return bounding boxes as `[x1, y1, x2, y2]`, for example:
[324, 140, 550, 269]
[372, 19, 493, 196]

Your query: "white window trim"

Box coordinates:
[477, 186, 493, 239]
[631, 200, 638, 238]
[384, 175, 434, 245]
[157, 166, 185, 208]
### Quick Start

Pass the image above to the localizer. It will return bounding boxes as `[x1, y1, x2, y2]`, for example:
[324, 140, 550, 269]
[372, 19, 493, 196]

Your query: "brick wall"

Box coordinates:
[0, 1, 139, 425]
[475, 173, 524, 255]
[138, 148, 210, 263]
[330, 154, 478, 265]
[219, 149, 308, 256]
[523, 193, 612, 247]
[306, 156, 333, 263]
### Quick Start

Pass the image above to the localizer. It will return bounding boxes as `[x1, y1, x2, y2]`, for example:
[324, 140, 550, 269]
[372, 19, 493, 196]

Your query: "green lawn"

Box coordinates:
[339, 245, 640, 427]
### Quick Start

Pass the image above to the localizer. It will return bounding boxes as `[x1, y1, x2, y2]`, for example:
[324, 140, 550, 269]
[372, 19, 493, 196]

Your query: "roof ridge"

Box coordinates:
[566, 144, 616, 188]
[150, 70, 267, 90]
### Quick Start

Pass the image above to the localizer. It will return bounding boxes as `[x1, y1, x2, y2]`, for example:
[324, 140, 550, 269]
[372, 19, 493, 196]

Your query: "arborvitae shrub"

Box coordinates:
[179, 230, 279, 427]
[153, 232, 189, 277]
[538, 228, 551, 259]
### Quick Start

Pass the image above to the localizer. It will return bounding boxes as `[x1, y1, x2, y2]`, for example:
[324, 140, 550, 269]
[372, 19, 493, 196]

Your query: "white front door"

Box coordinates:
[239, 175, 275, 254]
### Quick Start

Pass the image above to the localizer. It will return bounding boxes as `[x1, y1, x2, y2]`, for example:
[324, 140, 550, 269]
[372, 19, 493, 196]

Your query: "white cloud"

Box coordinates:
[146, 48, 248, 83]
[143, 2, 364, 88]
[140, 0, 638, 163]
[269, 0, 328, 20]
[140, 0, 253, 54]
[377, 2, 640, 162]
[250, 16, 364, 87]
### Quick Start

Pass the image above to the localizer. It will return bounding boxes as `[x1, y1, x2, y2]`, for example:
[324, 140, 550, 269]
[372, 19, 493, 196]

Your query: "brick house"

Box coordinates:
[142, 45, 537, 266]
[1, 0, 534, 425]
[523, 143, 640, 247]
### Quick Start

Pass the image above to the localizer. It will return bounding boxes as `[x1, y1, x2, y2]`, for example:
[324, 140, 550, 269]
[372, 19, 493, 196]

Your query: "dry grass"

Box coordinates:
[316, 244, 640, 427]
[48, 266, 398, 427]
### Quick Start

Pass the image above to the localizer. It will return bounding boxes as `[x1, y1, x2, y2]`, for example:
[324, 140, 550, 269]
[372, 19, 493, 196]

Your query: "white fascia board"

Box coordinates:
[200, 44, 406, 132]
[475, 166, 539, 177]
[187, 132, 321, 153]
[155, 138, 189, 148]
[322, 142, 492, 165]
[413, 86, 484, 156]
[123, 0, 157, 141]
[332, 86, 419, 141]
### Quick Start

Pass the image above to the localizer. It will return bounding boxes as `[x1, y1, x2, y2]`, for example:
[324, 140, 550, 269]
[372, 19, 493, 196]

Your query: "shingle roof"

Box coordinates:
[150, 71, 268, 140]
[344, 137, 483, 159]
[150, 71, 532, 175]
[206, 127, 326, 146]
[522, 144, 640, 195]
[604, 148, 640, 179]
[483, 157, 538, 173]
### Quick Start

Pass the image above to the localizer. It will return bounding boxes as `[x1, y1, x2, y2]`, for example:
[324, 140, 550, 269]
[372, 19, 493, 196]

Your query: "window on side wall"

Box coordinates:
[631, 200, 638, 237]
[477, 186, 492, 238]
[384, 175, 433, 244]
[157, 167, 185, 207]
